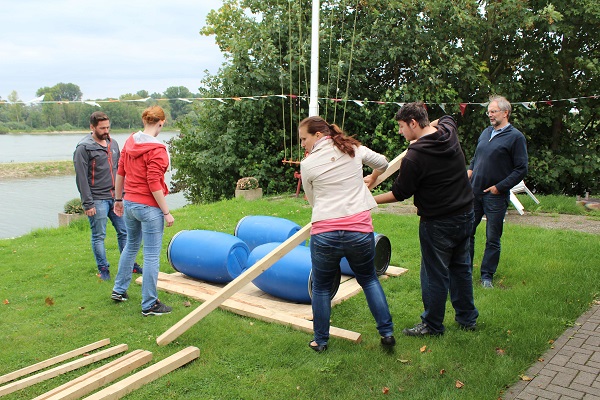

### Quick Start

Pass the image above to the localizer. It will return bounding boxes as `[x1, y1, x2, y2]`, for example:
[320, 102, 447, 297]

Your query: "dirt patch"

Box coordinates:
[374, 203, 600, 235]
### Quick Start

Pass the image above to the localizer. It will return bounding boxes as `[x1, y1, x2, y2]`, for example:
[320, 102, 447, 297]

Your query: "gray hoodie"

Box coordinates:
[73, 133, 121, 210]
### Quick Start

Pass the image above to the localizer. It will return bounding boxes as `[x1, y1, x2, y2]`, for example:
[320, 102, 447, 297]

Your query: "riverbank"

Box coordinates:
[0, 160, 74, 180]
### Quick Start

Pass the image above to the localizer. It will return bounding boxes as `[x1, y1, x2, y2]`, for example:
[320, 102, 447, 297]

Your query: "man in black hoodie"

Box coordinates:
[373, 102, 478, 336]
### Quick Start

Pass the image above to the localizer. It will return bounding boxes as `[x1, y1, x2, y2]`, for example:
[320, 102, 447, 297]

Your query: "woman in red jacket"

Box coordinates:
[110, 105, 175, 316]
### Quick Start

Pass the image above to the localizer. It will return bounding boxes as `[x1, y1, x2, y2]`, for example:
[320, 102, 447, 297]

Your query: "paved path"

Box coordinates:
[504, 303, 600, 399]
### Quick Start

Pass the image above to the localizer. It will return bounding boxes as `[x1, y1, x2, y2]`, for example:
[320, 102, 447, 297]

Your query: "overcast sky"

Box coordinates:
[0, 0, 225, 102]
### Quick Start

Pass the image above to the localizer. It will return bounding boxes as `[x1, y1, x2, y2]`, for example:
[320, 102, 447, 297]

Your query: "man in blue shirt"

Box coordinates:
[468, 96, 528, 288]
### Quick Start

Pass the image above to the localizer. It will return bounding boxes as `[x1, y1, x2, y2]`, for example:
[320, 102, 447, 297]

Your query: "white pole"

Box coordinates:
[308, 0, 320, 117]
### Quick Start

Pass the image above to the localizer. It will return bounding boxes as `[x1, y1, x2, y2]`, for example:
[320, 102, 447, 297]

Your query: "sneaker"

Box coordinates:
[402, 322, 443, 337]
[98, 267, 110, 281]
[142, 300, 172, 316]
[481, 280, 494, 289]
[111, 291, 129, 302]
[458, 323, 477, 331]
[132, 263, 143, 274]
[381, 335, 396, 347]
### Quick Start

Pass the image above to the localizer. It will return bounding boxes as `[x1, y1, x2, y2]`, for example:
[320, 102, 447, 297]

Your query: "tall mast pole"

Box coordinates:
[308, 0, 320, 117]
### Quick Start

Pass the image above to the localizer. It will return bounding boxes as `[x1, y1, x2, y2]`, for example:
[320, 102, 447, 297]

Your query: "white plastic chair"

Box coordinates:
[509, 180, 539, 215]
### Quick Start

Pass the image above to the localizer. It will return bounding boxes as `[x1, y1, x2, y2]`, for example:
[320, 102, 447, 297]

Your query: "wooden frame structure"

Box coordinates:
[156, 150, 407, 346]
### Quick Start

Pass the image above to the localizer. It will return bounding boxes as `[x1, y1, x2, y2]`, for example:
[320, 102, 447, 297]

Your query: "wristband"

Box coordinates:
[163, 211, 170, 216]
[115, 199, 123, 202]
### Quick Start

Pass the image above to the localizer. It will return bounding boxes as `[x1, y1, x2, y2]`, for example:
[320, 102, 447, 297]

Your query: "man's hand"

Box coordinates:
[483, 185, 500, 195]
[85, 207, 96, 217]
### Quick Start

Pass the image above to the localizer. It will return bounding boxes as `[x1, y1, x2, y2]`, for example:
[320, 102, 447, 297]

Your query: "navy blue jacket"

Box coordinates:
[469, 124, 528, 195]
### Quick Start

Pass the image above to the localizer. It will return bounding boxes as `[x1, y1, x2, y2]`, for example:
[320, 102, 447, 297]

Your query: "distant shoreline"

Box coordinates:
[0, 160, 74, 180]
[3, 128, 179, 135]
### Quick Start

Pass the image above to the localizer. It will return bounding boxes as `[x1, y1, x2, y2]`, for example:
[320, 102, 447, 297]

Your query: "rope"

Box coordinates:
[278, 0, 288, 163]
[341, 0, 361, 129]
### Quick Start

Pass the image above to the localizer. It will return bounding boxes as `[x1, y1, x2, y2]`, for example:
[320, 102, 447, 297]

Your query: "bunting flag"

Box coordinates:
[1, 94, 598, 115]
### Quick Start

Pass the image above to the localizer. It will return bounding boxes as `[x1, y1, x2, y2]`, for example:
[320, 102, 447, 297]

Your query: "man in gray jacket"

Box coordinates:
[74, 111, 141, 280]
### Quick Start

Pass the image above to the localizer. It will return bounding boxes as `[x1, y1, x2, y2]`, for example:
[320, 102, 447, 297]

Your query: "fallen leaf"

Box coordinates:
[78, 306, 85, 310]
[45, 297, 54, 306]
[521, 375, 532, 381]
[382, 387, 390, 394]
[3, 299, 9, 305]
[455, 380, 464, 388]
[440, 369, 446, 375]
[538, 358, 544, 362]
[496, 347, 505, 356]
[397, 359, 410, 363]
[548, 339, 554, 344]
[420, 345, 427, 353]
[183, 301, 191, 307]
[506, 330, 512, 335]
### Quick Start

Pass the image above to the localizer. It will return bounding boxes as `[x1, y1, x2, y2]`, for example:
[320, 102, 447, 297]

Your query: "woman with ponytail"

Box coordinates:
[299, 116, 395, 352]
[111, 105, 174, 316]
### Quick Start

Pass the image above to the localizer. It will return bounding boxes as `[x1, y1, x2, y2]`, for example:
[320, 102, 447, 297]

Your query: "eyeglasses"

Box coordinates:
[487, 109, 504, 115]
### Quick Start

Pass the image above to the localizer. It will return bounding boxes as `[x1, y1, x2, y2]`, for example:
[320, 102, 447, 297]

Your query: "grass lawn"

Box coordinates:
[1, 196, 599, 399]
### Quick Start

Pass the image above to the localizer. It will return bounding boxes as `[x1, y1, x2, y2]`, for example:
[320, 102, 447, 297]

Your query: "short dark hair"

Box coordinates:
[90, 111, 109, 127]
[394, 102, 430, 128]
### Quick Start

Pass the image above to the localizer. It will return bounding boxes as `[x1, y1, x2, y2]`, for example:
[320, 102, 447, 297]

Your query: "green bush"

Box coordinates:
[63, 198, 84, 214]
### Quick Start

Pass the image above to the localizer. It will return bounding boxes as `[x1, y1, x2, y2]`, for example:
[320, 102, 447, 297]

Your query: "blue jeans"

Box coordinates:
[113, 201, 164, 310]
[470, 193, 509, 281]
[88, 199, 127, 270]
[419, 211, 478, 333]
[310, 231, 394, 346]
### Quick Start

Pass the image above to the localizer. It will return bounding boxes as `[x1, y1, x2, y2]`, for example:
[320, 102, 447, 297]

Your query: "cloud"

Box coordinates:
[0, 0, 224, 101]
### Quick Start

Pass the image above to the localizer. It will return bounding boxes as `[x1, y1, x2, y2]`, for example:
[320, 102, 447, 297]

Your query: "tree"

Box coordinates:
[7, 91, 24, 123]
[163, 86, 194, 121]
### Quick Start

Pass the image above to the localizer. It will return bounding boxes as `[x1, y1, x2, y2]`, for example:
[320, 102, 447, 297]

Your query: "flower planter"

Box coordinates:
[58, 212, 86, 227]
[235, 188, 263, 200]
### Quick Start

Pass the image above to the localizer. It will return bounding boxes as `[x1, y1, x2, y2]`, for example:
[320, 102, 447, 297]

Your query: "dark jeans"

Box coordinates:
[419, 211, 478, 333]
[310, 231, 394, 346]
[470, 193, 509, 281]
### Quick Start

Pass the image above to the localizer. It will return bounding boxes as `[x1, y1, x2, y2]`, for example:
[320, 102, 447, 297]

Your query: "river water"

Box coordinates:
[0, 132, 188, 239]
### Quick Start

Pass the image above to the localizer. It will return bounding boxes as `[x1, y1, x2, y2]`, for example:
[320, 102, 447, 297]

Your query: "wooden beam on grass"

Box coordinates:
[156, 224, 312, 345]
[34, 350, 152, 400]
[83, 346, 199, 400]
[0, 338, 110, 385]
[0, 344, 127, 397]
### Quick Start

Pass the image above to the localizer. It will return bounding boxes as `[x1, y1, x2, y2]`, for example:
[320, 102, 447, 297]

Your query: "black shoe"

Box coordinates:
[142, 300, 172, 316]
[132, 263, 143, 274]
[308, 341, 328, 352]
[98, 267, 110, 281]
[458, 323, 477, 331]
[111, 291, 129, 302]
[402, 322, 443, 337]
[381, 336, 396, 347]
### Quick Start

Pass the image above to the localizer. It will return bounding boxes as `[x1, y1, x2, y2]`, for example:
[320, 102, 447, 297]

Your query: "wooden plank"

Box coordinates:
[40, 351, 153, 400]
[156, 224, 312, 345]
[83, 346, 200, 400]
[0, 344, 128, 397]
[152, 277, 361, 342]
[33, 351, 144, 400]
[373, 149, 407, 187]
[0, 339, 111, 385]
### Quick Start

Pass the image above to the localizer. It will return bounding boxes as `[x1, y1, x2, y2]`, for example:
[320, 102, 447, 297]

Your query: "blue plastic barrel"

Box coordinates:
[167, 230, 250, 284]
[339, 233, 391, 276]
[245, 242, 340, 304]
[234, 215, 303, 251]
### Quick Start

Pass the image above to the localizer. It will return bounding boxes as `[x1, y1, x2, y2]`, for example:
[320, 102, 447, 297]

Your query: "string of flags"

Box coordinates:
[1, 94, 597, 116]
